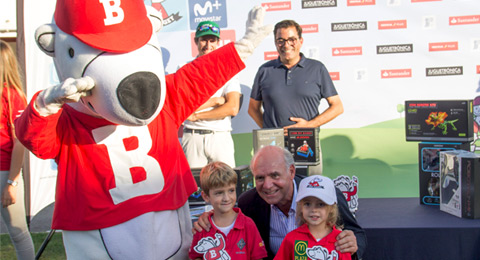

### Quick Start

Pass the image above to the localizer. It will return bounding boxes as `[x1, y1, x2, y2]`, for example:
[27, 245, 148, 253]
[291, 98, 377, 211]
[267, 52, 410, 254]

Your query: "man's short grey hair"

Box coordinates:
[251, 145, 295, 173]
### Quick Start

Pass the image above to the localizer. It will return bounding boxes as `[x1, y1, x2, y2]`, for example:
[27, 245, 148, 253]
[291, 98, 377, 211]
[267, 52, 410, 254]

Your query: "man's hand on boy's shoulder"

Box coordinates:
[192, 210, 214, 234]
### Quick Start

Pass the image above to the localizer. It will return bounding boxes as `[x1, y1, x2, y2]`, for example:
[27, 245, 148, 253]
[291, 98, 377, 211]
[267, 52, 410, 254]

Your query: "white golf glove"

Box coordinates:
[235, 6, 273, 61]
[35, 76, 95, 116]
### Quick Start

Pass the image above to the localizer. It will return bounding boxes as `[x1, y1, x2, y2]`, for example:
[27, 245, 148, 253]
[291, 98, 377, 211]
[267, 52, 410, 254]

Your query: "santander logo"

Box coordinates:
[449, 15, 480, 26]
[378, 20, 407, 30]
[381, 69, 412, 79]
[332, 47, 362, 56]
[329, 72, 340, 81]
[261, 1, 291, 11]
[264, 51, 279, 60]
[429, 42, 458, 52]
[347, 0, 375, 6]
[301, 24, 319, 33]
[477, 65, 480, 74]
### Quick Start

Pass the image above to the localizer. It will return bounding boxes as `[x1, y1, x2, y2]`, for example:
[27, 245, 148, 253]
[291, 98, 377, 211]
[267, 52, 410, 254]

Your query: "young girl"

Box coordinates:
[274, 175, 351, 260]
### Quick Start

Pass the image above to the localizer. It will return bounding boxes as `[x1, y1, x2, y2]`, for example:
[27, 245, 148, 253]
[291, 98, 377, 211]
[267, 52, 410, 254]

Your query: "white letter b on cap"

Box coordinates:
[99, 0, 125, 26]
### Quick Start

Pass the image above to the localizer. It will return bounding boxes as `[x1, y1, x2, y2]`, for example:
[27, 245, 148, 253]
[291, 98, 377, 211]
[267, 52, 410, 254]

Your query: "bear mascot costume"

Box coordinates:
[15, 0, 272, 259]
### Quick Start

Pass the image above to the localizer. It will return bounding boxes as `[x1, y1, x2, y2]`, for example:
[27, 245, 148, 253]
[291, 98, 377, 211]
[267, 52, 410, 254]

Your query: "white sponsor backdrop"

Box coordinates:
[152, 0, 480, 133]
[19, 0, 480, 218]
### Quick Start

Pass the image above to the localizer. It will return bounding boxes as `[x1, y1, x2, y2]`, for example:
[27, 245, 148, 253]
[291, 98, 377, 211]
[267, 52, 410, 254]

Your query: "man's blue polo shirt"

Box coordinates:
[250, 53, 338, 128]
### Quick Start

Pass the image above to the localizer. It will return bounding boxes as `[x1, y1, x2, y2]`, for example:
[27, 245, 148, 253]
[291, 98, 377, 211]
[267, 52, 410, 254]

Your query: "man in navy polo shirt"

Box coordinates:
[248, 19, 344, 175]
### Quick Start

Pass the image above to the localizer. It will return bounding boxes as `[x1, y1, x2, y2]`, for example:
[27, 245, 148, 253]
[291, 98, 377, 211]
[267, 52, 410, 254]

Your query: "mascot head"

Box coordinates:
[35, 0, 166, 126]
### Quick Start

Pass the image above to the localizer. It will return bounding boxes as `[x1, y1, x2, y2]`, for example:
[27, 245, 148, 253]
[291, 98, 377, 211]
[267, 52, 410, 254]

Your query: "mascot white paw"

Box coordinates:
[16, 0, 271, 259]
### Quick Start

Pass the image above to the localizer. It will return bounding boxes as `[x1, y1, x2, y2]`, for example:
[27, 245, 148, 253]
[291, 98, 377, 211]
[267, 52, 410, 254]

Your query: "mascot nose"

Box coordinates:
[117, 72, 161, 119]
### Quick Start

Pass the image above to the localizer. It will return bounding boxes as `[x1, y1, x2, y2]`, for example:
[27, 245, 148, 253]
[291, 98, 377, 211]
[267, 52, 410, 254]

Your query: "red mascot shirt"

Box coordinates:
[15, 43, 244, 230]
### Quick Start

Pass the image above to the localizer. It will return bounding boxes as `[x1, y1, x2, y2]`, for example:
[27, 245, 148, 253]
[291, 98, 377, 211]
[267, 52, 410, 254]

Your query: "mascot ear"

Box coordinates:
[146, 6, 163, 33]
[35, 24, 56, 57]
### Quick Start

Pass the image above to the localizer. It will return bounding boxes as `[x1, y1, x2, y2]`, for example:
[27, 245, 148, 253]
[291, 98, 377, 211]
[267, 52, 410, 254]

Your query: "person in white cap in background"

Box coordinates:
[182, 21, 241, 169]
[274, 175, 351, 260]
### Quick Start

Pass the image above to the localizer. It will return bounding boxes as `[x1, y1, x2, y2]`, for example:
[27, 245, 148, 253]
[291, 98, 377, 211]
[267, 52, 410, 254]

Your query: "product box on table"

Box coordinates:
[252, 128, 285, 153]
[287, 127, 320, 165]
[233, 165, 254, 197]
[405, 100, 473, 142]
[418, 142, 470, 205]
[439, 150, 480, 219]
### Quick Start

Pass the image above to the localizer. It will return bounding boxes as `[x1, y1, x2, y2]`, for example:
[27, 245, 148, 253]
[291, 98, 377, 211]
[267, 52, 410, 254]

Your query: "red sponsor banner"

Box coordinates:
[449, 15, 480, 26]
[301, 24, 319, 33]
[411, 0, 441, 2]
[378, 20, 407, 30]
[429, 42, 458, 52]
[381, 69, 412, 79]
[347, 0, 375, 6]
[190, 30, 236, 57]
[329, 72, 340, 81]
[264, 51, 279, 60]
[477, 65, 480, 74]
[261, 1, 291, 11]
[332, 47, 362, 56]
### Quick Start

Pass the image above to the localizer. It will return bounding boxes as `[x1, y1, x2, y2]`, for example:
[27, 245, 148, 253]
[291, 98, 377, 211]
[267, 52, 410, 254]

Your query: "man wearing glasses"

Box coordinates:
[248, 19, 344, 175]
[182, 21, 241, 168]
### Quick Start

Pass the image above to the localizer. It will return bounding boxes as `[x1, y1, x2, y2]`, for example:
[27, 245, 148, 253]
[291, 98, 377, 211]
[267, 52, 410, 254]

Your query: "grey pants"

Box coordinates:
[0, 171, 35, 260]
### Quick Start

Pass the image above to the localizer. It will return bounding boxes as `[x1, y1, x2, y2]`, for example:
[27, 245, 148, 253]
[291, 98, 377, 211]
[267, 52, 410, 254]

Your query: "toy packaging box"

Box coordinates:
[252, 128, 285, 153]
[418, 142, 470, 205]
[287, 127, 320, 165]
[439, 150, 480, 219]
[234, 165, 255, 197]
[405, 100, 473, 142]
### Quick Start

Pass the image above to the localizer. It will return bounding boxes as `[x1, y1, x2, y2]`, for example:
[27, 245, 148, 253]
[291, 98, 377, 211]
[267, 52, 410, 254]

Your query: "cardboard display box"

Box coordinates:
[439, 150, 480, 219]
[252, 128, 285, 153]
[287, 127, 320, 165]
[405, 100, 473, 142]
[418, 142, 470, 205]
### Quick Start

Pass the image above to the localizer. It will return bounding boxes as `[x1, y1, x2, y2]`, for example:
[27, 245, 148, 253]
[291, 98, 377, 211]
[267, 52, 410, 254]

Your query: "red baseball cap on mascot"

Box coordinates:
[54, 0, 152, 53]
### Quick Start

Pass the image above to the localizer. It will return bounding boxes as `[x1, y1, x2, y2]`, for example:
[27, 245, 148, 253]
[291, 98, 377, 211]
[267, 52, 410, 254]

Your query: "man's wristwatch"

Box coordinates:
[7, 180, 18, 187]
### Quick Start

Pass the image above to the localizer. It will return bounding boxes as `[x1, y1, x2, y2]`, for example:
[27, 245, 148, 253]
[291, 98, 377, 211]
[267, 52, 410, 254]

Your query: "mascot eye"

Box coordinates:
[68, 48, 74, 58]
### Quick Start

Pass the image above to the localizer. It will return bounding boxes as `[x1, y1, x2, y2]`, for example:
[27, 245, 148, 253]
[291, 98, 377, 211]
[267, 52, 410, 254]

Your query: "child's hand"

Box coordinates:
[191, 210, 213, 234]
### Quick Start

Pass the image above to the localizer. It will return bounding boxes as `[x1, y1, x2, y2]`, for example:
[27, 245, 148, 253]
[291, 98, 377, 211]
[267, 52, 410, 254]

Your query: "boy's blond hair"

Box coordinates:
[200, 162, 237, 195]
[296, 199, 342, 229]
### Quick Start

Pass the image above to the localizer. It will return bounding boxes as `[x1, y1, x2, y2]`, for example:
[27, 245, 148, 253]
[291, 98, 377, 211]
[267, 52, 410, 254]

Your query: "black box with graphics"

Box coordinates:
[405, 100, 473, 142]
[252, 128, 285, 153]
[439, 150, 480, 219]
[418, 142, 470, 206]
[287, 127, 320, 165]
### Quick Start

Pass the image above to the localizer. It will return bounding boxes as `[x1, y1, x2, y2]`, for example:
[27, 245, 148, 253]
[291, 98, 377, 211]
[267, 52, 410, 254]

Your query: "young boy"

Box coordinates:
[189, 162, 267, 260]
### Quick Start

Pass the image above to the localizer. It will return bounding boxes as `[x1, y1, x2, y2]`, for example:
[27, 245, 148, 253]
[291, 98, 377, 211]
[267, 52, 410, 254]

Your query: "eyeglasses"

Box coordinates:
[275, 37, 298, 46]
[196, 24, 220, 34]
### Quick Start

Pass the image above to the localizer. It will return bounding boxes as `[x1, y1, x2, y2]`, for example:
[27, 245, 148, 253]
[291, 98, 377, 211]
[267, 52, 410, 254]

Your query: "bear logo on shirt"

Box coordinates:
[306, 245, 339, 260]
[194, 233, 231, 260]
